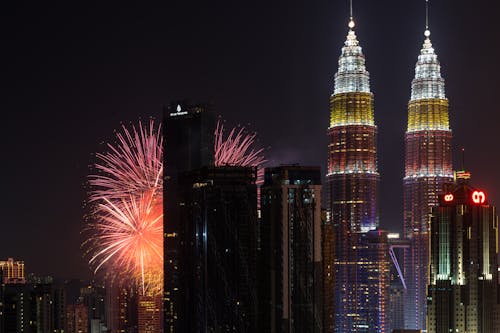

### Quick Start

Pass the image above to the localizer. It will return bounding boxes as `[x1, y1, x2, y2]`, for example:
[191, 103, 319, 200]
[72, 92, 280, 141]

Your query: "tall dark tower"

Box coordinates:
[427, 178, 500, 332]
[258, 165, 323, 332]
[163, 102, 215, 332]
[327, 10, 380, 332]
[178, 166, 258, 332]
[403, 4, 453, 329]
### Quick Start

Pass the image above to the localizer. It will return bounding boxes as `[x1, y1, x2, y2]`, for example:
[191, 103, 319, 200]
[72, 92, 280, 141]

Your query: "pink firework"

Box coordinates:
[214, 120, 267, 183]
[88, 120, 163, 202]
[84, 118, 266, 296]
[84, 120, 163, 295]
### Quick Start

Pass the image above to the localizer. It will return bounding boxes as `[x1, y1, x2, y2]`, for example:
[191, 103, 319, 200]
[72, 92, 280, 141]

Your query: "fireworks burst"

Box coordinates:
[214, 120, 267, 183]
[84, 120, 163, 296]
[88, 121, 163, 202]
[84, 118, 266, 296]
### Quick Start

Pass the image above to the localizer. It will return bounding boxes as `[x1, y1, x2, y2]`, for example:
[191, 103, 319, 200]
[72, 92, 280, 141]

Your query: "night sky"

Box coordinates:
[1, 1, 499, 279]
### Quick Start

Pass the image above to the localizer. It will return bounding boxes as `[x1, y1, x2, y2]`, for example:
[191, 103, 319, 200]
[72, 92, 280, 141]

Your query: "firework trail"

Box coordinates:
[84, 120, 163, 296]
[214, 120, 267, 183]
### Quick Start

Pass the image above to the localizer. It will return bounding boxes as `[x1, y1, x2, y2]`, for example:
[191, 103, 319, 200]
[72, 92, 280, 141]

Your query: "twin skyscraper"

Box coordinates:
[327, 5, 452, 332]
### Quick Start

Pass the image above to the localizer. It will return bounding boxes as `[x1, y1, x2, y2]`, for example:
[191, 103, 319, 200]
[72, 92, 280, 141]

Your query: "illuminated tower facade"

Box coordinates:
[327, 17, 381, 332]
[138, 294, 162, 333]
[0, 258, 25, 284]
[403, 25, 453, 330]
[427, 180, 500, 332]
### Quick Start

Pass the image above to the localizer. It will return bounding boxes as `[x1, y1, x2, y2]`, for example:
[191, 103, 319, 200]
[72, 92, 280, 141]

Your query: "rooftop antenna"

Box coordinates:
[424, 0, 431, 38]
[461, 147, 465, 171]
[348, 0, 355, 29]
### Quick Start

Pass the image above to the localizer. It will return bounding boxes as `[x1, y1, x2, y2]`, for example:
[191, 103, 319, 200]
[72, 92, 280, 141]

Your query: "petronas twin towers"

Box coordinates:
[327, 9, 452, 333]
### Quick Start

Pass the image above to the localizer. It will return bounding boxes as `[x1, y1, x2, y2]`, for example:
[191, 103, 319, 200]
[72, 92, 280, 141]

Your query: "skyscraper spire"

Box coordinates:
[403, 1, 453, 329]
[327, 2, 387, 332]
[333, 21, 370, 96]
[349, 0, 355, 29]
[425, 0, 429, 31]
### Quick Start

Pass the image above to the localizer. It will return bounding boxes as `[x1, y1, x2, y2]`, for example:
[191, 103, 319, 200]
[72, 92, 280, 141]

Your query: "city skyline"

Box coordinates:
[1, 0, 500, 282]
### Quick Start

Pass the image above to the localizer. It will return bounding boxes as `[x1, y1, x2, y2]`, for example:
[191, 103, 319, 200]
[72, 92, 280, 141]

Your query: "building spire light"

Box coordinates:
[348, 0, 355, 29]
[424, 0, 431, 38]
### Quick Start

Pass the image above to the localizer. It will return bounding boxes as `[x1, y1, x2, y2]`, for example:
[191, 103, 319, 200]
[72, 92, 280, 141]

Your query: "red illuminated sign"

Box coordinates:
[472, 190, 486, 204]
[444, 194, 454, 202]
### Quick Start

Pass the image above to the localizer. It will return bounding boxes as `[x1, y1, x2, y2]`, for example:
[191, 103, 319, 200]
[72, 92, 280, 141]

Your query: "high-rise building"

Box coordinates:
[163, 101, 215, 332]
[1, 275, 74, 333]
[0, 258, 25, 284]
[178, 166, 258, 332]
[79, 284, 106, 328]
[0, 270, 3, 333]
[32, 279, 55, 333]
[403, 22, 453, 330]
[3, 283, 34, 333]
[357, 230, 391, 333]
[327, 15, 381, 332]
[138, 294, 162, 333]
[427, 177, 500, 332]
[387, 234, 409, 333]
[66, 304, 88, 333]
[322, 211, 335, 333]
[105, 284, 137, 333]
[52, 283, 67, 333]
[258, 165, 323, 332]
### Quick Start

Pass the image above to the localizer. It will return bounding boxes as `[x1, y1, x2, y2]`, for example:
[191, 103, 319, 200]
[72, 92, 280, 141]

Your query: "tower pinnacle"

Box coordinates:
[348, 0, 355, 29]
[424, 0, 431, 38]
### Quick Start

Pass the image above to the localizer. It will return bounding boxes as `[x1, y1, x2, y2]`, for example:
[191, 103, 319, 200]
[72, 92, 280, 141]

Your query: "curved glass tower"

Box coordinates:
[328, 19, 383, 332]
[403, 28, 453, 330]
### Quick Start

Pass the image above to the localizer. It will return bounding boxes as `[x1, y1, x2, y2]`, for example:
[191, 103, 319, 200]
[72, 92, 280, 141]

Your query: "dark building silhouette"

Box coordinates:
[78, 283, 106, 331]
[66, 304, 88, 333]
[0, 270, 3, 333]
[52, 283, 66, 333]
[2, 276, 64, 333]
[427, 175, 500, 332]
[105, 284, 137, 333]
[3, 283, 34, 333]
[163, 101, 215, 332]
[258, 165, 323, 332]
[176, 166, 258, 332]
